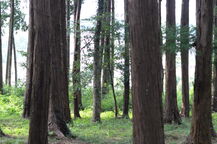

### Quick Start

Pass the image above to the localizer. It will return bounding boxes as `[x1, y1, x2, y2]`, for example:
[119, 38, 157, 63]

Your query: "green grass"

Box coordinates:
[1, 86, 217, 144]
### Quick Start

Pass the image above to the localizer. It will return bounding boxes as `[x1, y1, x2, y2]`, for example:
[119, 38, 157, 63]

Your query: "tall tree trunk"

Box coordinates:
[164, 0, 181, 124]
[213, 0, 217, 112]
[180, 0, 190, 118]
[28, 0, 51, 143]
[48, 1, 72, 135]
[5, 0, 14, 86]
[102, 0, 111, 97]
[110, 0, 115, 85]
[60, 0, 71, 122]
[129, 0, 165, 143]
[93, 0, 104, 122]
[73, 0, 82, 118]
[23, 0, 35, 119]
[66, 0, 70, 75]
[0, 1, 3, 93]
[13, 36, 17, 87]
[186, 0, 213, 143]
[122, 0, 130, 118]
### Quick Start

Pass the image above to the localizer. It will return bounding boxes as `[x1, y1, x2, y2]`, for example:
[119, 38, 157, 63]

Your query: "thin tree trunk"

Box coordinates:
[93, 0, 104, 122]
[73, 0, 82, 118]
[164, 0, 181, 124]
[6, 0, 14, 86]
[66, 0, 70, 75]
[0, 1, 3, 93]
[28, 0, 51, 143]
[122, 0, 130, 118]
[186, 0, 213, 143]
[12, 36, 17, 87]
[129, 0, 165, 143]
[23, 0, 34, 119]
[102, 0, 111, 97]
[180, 0, 190, 118]
[110, 0, 115, 84]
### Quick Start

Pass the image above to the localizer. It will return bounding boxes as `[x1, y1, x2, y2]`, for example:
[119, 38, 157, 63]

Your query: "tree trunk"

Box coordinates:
[13, 36, 17, 87]
[0, 1, 3, 93]
[5, 0, 14, 86]
[129, 0, 165, 143]
[213, 0, 217, 112]
[180, 0, 190, 118]
[102, 0, 111, 97]
[66, 0, 70, 75]
[186, 0, 213, 143]
[28, 0, 51, 143]
[60, 0, 71, 123]
[73, 0, 82, 118]
[122, 0, 130, 118]
[23, 0, 35, 119]
[110, 0, 115, 86]
[164, 0, 181, 124]
[93, 0, 104, 122]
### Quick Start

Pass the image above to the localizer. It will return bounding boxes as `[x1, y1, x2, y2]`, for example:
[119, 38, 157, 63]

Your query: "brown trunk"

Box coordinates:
[164, 0, 181, 124]
[23, 0, 34, 119]
[122, 0, 130, 118]
[93, 0, 104, 122]
[102, 0, 111, 97]
[186, 0, 213, 143]
[110, 0, 115, 85]
[60, 0, 71, 122]
[0, 1, 3, 93]
[129, 0, 165, 143]
[5, 0, 14, 86]
[28, 0, 51, 143]
[213, 0, 217, 112]
[73, 0, 82, 118]
[180, 0, 190, 118]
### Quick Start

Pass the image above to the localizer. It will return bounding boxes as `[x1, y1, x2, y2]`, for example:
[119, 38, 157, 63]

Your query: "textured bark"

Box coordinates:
[122, 0, 130, 118]
[23, 0, 34, 119]
[186, 0, 213, 143]
[0, 2, 3, 93]
[28, 0, 51, 143]
[164, 0, 181, 124]
[5, 0, 14, 86]
[129, 0, 165, 143]
[213, 0, 217, 112]
[93, 0, 104, 122]
[102, 0, 111, 97]
[60, 0, 71, 122]
[180, 0, 190, 118]
[73, 0, 82, 118]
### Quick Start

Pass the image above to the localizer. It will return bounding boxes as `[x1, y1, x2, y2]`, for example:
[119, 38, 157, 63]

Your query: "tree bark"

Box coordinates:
[5, 0, 14, 86]
[180, 0, 190, 118]
[164, 0, 181, 124]
[73, 0, 82, 118]
[122, 0, 130, 118]
[13, 36, 17, 87]
[129, 0, 165, 143]
[23, 0, 34, 119]
[28, 0, 51, 143]
[93, 0, 104, 122]
[0, 1, 3, 93]
[186, 0, 213, 143]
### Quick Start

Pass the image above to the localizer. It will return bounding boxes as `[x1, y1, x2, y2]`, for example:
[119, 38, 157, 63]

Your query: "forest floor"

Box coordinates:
[1, 91, 217, 144]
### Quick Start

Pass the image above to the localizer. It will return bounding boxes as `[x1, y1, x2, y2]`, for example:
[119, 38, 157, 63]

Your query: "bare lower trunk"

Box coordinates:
[13, 36, 17, 87]
[0, 2, 3, 93]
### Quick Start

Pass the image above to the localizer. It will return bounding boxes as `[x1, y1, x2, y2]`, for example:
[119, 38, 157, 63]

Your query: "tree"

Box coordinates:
[93, 0, 104, 122]
[213, 0, 217, 112]
[73, 0, 82, 118]
[180, 0, 190, 118]
[48, 0, 72, 136]
[186, 0, 214, 143]
[129, 0, 165, 143]
[28, 0, 51, 143]
[102, 0, 111, 97]
[5, 0, 14, 86]
[122, 0, 130, 118]
[164, 0, 181, 124]
[0, 1, 3, 93]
